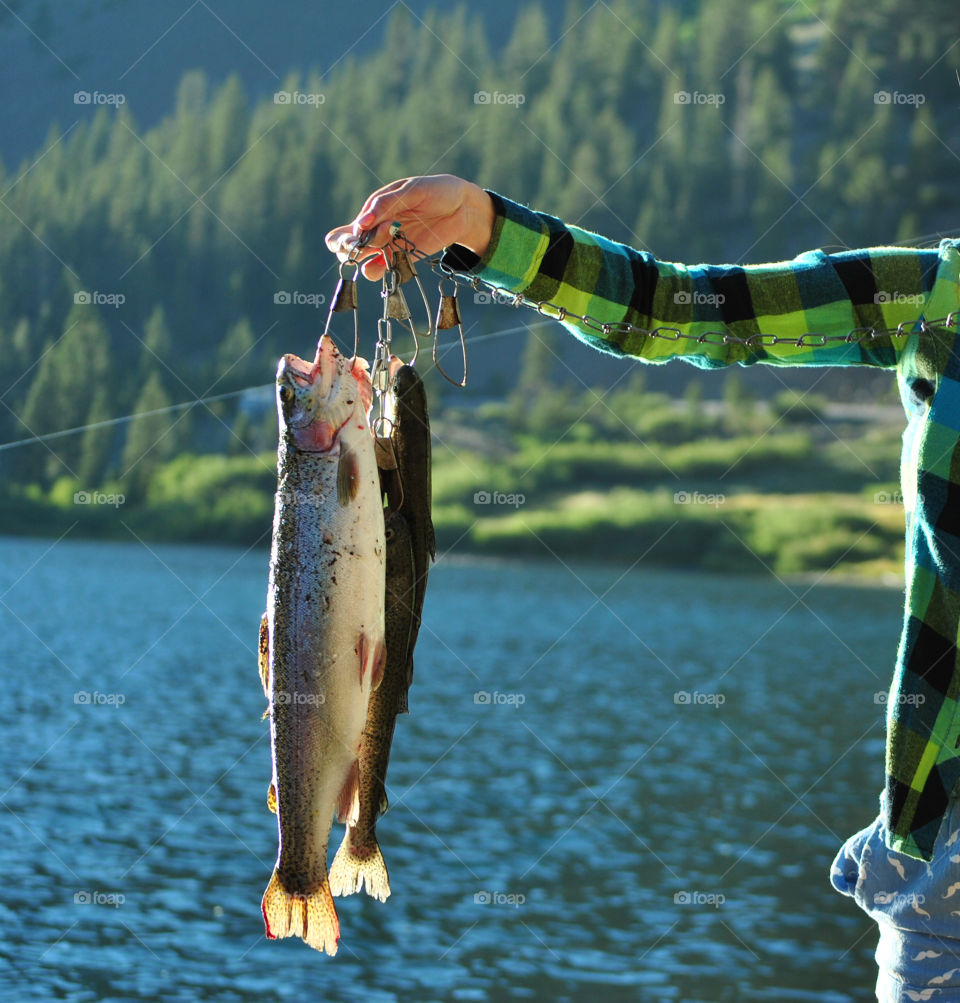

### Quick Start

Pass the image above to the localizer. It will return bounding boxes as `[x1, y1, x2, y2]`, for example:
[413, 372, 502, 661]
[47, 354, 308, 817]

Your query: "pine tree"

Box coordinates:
[216, 317, 258, 392]
[120, 372, 177, 500]
[207, 74, 250, 177]
[77, 388, 115, 487]
[138, 304, 175, 385]
[19, 302, 114, 483]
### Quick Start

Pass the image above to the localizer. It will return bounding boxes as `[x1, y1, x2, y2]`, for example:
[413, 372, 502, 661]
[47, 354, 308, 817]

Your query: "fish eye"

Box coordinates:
[385, 526, 395, 541]
[278, 384, 293, 404]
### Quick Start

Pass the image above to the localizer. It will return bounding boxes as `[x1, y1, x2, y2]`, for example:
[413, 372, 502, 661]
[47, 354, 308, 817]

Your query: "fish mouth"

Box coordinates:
[277, 338, 355, 454]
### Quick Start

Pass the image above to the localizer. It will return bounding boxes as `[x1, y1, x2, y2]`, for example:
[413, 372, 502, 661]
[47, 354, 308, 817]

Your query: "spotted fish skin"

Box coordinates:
[329, 507, 416, 901]
[260, 335, 386, 956]
[385, 361, 435, 713]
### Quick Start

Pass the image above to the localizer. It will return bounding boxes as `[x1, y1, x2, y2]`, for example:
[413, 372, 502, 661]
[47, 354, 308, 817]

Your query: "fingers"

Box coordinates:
[324, 179, 415, 253]
[356, 178, 427, 234]
[353, 177, 412, 227]
[325, 221, 395, 284]
[324, 225, 354, 255]
[325, 174, 462, 278]
[359, 254, 389, 282]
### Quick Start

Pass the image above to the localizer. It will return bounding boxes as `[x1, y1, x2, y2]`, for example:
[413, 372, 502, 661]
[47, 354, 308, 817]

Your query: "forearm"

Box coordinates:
[441, 191, 943, 370]
[457, 184, 496, 258]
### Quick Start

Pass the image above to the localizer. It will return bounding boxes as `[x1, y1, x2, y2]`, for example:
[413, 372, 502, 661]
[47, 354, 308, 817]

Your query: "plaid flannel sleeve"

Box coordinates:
[440, 191, 941, 369]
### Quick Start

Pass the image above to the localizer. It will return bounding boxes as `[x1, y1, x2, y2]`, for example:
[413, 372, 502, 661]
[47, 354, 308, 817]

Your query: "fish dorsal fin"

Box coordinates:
[258, 613, 270, 696]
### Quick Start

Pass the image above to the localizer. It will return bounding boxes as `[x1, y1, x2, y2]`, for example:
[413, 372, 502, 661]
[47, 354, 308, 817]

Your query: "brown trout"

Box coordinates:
[386, 361, 435, 713]
[329, 507, 415, 901]
[259, 334, 386, 956]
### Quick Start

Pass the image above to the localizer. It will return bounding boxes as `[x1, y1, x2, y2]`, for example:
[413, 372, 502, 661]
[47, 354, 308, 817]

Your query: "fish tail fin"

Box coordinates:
[329, 831, 391, 903]
[261, 869, 340, 955]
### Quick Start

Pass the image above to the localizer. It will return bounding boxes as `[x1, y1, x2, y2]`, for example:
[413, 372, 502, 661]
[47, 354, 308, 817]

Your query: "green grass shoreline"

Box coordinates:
[0, 394, 909, 582]
[0, 482, 907, 583]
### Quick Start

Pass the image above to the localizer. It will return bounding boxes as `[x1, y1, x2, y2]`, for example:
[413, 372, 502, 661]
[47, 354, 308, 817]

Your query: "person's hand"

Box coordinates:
[324, 174, 495, 281]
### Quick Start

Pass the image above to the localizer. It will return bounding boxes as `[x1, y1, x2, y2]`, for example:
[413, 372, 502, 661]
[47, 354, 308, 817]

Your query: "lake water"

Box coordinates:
[0, 534, 904, 1002]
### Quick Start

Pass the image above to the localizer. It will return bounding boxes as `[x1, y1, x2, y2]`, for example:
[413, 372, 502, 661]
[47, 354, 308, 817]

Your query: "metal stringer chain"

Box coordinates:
[386, 229, 960, 351]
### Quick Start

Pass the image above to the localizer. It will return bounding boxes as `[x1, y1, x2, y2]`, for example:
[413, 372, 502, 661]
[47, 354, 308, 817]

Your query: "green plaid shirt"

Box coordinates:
[441, 191, 960, 861]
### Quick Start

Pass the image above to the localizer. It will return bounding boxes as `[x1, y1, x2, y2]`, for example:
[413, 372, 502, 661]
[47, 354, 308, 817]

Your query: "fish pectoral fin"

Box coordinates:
[336, 758, 360, 826]
[267, 782, 277, 814]
[427, 517, 436, 561]
[261, 869, 340, 955]
[336, 442, 360, 506]
[357, 633, 387, 690]
[258, 612, 270, 696]
[371, 641, 386, 691]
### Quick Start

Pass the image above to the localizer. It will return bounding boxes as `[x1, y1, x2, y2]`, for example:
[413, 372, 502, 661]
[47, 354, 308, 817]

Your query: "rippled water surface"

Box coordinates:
[0, 535, 903, 1002]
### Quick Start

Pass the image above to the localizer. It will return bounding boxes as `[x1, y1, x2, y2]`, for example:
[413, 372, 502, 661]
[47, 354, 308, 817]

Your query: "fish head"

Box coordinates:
[384, 507, 411, 547]
[383, 358, 424, 428]
[276, 336, 373, 453]
[390, 359, 420, 400]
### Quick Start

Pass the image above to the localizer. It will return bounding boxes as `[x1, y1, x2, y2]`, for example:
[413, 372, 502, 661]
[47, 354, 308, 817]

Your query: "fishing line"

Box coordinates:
[0, 320, 552, 453]
[0, 385, 260, 453]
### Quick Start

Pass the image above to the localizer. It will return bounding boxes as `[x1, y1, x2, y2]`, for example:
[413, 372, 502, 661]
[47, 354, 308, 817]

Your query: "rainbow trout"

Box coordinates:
[328, 362, 435, 902]
[259, 334, 386, 956]
[329, 507, 415, 901]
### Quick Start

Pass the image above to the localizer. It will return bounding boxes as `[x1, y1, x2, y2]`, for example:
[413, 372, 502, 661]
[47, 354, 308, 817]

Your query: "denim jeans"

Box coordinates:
[831, 793, 960, 1001]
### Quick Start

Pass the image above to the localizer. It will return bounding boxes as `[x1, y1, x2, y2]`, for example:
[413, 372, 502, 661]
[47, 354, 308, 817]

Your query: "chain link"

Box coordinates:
[388, 232, 960, 348]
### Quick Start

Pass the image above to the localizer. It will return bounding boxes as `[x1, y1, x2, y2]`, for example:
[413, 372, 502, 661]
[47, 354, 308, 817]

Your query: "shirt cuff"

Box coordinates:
[438, 190, 549, 294]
